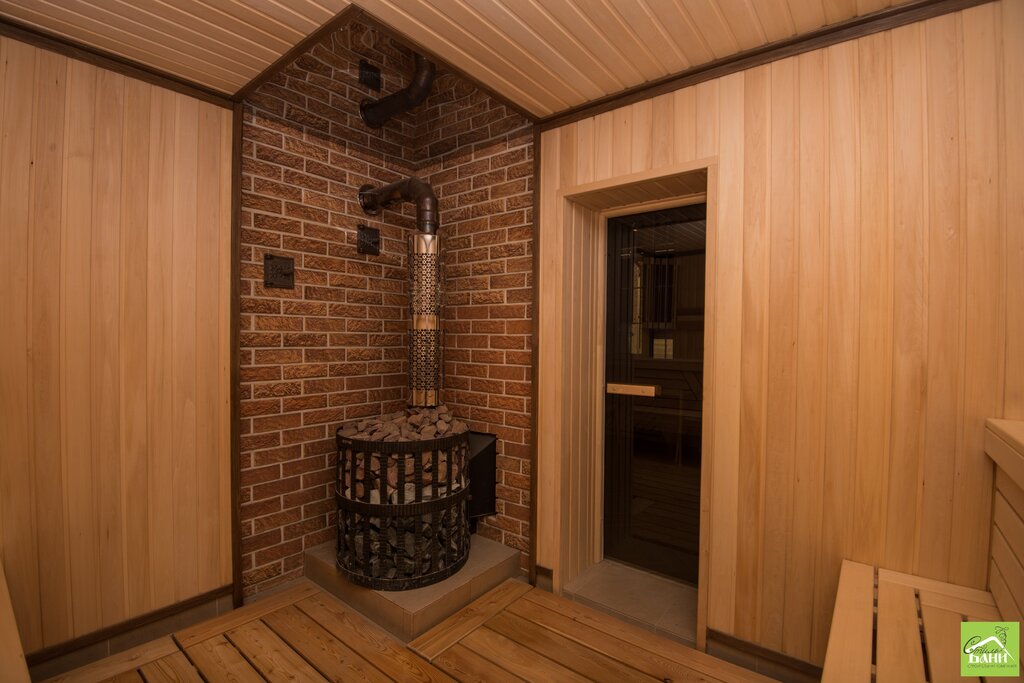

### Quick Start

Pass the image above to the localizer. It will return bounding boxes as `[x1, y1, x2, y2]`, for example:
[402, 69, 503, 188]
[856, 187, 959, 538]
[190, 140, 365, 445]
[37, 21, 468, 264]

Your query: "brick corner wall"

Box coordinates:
[239, 17, 534, 595]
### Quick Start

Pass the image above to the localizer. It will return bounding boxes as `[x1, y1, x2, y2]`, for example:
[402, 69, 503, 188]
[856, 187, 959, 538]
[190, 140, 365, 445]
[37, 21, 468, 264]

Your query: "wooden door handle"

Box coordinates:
[606, 383, 661, 397]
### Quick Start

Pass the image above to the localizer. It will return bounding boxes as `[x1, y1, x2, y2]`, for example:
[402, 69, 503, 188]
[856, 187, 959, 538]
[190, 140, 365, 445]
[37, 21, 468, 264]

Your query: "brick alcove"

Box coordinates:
[238, 15, 534, 597]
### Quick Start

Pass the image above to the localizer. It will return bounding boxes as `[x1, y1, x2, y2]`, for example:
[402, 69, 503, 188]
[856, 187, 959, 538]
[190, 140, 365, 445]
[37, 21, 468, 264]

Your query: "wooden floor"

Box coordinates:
[46, 581, 450, 683]
[50, 578, 772, 683]
[410, 579, 772, 682]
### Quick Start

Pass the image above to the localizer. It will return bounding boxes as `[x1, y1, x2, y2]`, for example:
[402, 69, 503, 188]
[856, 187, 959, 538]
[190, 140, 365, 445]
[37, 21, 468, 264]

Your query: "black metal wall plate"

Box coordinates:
[357, 224, 380, 256]
[358, 59, 381, 92]
[263, 253, 294, 289]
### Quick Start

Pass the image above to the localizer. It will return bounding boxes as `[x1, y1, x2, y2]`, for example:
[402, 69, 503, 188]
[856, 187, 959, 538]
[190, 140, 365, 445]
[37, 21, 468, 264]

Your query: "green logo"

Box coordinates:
[961, 622, 1019, 677]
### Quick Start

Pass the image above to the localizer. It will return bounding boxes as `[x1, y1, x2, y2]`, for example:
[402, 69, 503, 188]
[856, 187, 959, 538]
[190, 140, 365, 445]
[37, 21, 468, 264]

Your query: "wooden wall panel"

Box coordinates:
[537, 0, 1021, 664]
[0, 36, 233, 653]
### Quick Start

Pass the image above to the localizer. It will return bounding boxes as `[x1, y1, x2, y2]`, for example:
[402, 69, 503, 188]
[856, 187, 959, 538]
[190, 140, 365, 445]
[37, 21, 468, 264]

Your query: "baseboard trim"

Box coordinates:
[25, 584, 233, 666]
[707, 628, 823, 681]
[534, 565, 554, 591]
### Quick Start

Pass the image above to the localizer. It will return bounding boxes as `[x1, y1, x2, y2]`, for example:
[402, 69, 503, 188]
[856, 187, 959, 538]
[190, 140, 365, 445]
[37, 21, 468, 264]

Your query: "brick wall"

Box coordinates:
[239, 16, 534, 596]
[416, 75, 534, 565]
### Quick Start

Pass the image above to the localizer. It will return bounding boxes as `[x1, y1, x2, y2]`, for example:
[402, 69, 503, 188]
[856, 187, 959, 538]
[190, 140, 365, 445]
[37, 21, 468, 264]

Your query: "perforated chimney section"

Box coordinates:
[359, 176, 443, 407]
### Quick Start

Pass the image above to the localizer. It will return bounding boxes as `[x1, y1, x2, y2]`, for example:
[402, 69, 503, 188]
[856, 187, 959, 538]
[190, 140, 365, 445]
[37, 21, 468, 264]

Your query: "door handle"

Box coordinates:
[606, 383, 661, 397]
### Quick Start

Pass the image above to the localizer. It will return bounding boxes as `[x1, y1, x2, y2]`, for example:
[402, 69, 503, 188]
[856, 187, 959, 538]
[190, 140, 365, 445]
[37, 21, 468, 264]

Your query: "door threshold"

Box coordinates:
[562, 559, 697, 646]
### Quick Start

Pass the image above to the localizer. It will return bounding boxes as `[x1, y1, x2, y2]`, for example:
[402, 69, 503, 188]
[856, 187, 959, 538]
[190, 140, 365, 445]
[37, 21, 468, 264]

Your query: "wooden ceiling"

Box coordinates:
[0, 0, 350, 95]
[0, 0, 918, 110]
[351, 0, 916, 117]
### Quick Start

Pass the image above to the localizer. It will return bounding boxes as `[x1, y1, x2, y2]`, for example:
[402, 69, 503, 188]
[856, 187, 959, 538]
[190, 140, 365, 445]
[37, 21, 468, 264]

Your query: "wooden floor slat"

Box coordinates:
[184, 634, 264, 683]
[136, 652, 203, 682]
[462, 626, 593, 682]
[433, 643, 526, 683]
[104, 673, 143, 683]
[518, 587, 767, 683]
[504, 597, 734, 683]
[43, 637, 180, 683]
[175, 583, 319, 648]
[262, 604, 392, 683]
[295, 593, 455, 683]
[408, 578, 533, 661]
[226, 620, 327, 683]
[484, 610, 659, 683]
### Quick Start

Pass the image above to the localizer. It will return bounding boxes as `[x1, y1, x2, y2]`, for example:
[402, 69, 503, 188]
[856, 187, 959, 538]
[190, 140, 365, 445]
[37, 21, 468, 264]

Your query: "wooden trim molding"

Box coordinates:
[23, 585, 233, 666]
[529, 125, 541, 585]
[537, 0, 994, 131]
[230, 102, 244, 609]
[707, 628, 825, 679]
[0, 16, 232, 109]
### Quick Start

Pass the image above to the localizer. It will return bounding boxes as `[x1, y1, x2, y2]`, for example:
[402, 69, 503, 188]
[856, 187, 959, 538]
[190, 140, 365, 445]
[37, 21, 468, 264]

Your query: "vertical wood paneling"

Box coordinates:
[1004, 0, 1024, 420]
[196, 105, 223, 592]
[64, 58, 101, 637]
[951, 1, 1003, 588]
[217, 109, 233, 582]
[851, 30, 893, 568]
[707, 72, 744, 635]
[760, 56, 798, 652]
[148, 86, 176, 609]
[885, 22, 927, 575]
[121, 77, 151, 618]
[786, 48, 828, 661]
[535, 128, 562, 573]
[735, 65, 770, 641]
[538, 0, 1019, 665]
[30, 48, 71, 647]
[0, 36, 232, 651]
[919, 12, 962, 582]
[815, 38, 860, 663]
[93, 66, 126, 626]
[171, 95, 199, 601]
[0, 37, 42, 652]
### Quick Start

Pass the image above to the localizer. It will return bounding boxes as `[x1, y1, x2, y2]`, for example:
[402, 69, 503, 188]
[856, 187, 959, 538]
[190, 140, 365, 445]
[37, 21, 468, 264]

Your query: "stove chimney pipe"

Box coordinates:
[358, 177, 442, 408]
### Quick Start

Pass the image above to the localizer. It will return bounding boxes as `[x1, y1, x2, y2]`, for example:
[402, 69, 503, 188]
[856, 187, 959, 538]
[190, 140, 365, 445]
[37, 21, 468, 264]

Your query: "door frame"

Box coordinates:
[535, 157, 718, 650]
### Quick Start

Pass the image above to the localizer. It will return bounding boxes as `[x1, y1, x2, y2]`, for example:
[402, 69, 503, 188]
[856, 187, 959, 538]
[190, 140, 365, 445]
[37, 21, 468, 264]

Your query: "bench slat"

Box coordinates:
[921, 604, 980, 683]
[877, 568, 995, 606]
[918, 589, 1001, 621]
[876, 580, 925, 683]
[822, 560, 875, 683]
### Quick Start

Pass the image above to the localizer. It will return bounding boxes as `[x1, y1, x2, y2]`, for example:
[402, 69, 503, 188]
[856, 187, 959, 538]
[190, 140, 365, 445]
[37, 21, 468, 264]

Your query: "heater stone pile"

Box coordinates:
[336, 405, 471, 585]
[338, 404, 468, 442]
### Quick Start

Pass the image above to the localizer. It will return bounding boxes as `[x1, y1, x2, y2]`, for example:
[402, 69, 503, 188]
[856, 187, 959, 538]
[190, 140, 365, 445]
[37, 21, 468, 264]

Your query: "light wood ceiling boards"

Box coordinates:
[0, 0, 351, 95]
[351, 0, 915, 117]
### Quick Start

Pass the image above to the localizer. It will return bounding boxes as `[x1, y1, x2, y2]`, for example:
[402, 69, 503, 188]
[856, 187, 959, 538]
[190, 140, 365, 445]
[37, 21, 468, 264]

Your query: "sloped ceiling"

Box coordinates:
[0, 0, 351, 95]
[0, 0, 915, 110]
[351, 0, 916, 117]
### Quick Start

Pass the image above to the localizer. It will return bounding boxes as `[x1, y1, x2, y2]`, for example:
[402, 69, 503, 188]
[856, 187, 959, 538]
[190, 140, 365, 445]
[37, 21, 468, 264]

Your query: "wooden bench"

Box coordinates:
[822, 418, 1024, 683]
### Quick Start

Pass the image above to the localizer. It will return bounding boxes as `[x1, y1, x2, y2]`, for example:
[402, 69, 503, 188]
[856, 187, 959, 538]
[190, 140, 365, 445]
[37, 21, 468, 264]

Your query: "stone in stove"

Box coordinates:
[339, 404, 469, 442]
